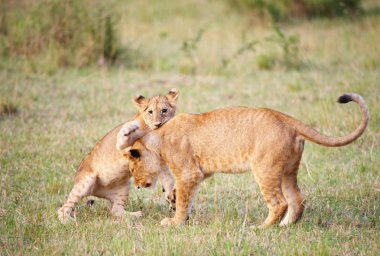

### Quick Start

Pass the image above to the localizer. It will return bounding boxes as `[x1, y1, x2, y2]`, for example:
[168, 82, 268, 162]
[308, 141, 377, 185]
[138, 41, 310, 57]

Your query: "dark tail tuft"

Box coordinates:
[337, 94, 353, 104]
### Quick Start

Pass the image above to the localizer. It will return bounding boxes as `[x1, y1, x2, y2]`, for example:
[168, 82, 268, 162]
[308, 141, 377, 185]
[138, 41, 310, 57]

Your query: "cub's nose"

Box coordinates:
[145, 182, 152, 188]
[154, 122, 162, 128]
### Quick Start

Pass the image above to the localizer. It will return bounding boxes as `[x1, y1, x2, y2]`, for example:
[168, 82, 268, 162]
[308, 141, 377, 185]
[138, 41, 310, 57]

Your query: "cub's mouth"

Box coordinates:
[136, 181, 152, 189]
[135, 177, 158, 190]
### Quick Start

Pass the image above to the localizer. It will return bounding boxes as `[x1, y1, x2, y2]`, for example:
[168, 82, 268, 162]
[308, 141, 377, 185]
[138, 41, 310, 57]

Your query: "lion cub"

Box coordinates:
[58, 89, 179, 223]
[126, 93, 368, 228]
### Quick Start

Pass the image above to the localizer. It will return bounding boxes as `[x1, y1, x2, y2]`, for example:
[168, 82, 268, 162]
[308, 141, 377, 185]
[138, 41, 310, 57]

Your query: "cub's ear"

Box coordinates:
[166, 88, 180, 106]
[129, 149, 140, 158]
[133, 95, 148, 109]
[124, 148, 141, 160]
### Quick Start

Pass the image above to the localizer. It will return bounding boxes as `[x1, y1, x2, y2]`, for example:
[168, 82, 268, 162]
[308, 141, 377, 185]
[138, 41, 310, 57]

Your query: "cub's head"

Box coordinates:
[125, 139, 176, 210]
[124, 141, 162, 189]
[134, 88, 179, 130]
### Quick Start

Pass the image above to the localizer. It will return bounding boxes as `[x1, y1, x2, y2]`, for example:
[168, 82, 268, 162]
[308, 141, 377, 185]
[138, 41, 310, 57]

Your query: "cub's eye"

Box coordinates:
[161, 108, 168, 114]
[148, 110, 153, 115]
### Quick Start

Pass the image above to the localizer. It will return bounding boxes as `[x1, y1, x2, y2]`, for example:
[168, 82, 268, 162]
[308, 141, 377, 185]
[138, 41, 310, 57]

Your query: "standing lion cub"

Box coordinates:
[58, 89, 179, 223]
[125, 93, 368, 228]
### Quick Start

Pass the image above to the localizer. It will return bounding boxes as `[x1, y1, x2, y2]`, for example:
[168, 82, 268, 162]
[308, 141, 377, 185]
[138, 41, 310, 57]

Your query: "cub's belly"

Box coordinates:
[93, 159, 131, 186]
[201, 161, 251, 175]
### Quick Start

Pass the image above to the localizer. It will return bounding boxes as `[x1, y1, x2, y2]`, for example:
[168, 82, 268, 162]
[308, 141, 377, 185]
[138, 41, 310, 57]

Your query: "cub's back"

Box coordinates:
[75, 124, 129, 183]
[159, 107, 290, 165]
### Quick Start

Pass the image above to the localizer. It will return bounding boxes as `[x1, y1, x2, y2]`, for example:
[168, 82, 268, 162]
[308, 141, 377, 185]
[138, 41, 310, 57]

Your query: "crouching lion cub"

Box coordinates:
[125, 93, 369, 228]
[58, 89, 179, 223]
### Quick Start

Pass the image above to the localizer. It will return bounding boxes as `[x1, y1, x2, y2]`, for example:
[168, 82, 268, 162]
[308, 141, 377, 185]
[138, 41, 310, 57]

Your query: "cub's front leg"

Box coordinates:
[160, 170, 203, 226]
[116, 121, 144, 150]
[158, 164, 176, 209]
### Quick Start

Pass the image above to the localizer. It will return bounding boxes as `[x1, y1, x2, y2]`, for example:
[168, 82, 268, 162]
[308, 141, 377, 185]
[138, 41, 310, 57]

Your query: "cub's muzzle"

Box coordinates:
[136, 181, 152, 189]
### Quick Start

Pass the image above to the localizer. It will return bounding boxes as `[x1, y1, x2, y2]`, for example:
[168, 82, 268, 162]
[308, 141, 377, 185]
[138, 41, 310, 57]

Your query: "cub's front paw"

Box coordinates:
[58, 206, 76, 224]
[160, 217, 176, 226]
[160, 217, 186, 227]
[116, 122, 140, 150]
[121, 123, 139, 137]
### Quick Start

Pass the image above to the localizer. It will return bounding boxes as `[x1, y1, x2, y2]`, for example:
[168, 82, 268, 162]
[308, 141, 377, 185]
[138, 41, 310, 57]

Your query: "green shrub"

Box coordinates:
[221, 40, 256, 68]
[0, 0, 125, 73]
[254, 25, 301, 70]
[228, 0, 362, 21]
[256, 53, 276, 70]
[229, 0, 291, 21]
[304, 0, 362, 17]
[270, 25, 301, 69]
[180, 28, 205, 75]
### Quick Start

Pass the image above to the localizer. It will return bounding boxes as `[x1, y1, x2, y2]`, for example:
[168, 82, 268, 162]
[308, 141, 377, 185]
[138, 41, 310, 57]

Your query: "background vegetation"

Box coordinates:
[0, 0, 125, 73]
[229, 0, 363, 21]
[0, 0, 379, 255]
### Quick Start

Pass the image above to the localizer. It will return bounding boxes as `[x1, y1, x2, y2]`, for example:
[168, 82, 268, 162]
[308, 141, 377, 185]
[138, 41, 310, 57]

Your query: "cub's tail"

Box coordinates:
[279, 93, 369, 147]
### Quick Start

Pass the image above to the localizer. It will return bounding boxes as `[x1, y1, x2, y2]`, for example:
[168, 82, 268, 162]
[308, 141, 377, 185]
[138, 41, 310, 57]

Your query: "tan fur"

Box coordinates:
[126, 93, 369, 227]
[57, 89, 179, 223]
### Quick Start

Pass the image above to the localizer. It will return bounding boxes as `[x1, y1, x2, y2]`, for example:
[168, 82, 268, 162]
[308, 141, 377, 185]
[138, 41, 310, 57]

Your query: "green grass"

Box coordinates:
[1, 0, 380, 255]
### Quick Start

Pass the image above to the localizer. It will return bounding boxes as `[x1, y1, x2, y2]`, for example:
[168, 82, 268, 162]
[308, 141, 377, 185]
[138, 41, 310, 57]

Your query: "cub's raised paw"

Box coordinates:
[116, 122, 140, 150]
[58, 206, 76, 224]
[121, 123, 139, 137]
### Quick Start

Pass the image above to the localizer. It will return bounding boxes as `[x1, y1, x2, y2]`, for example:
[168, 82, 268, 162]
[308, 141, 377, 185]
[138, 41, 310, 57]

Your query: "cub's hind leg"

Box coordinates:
[280, 173, 305, 226]
[253, 165, 288, 228]
[95, 180, 142, 218]
[58, 172, 96, 224]
[280, 137, 305, 226]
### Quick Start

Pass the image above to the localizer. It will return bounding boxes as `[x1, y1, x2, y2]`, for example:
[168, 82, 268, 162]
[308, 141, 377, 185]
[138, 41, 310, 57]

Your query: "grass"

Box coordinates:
[0, 100, 18, 119]
[1, 0, 380, 255]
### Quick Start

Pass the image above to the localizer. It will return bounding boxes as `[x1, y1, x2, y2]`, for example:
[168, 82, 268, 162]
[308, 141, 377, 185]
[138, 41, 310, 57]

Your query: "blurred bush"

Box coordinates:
[0, 0, 126, 73]
[256, 53, 276, 70]
[229, 0, 362, 21]
[0, 97, 18, 119]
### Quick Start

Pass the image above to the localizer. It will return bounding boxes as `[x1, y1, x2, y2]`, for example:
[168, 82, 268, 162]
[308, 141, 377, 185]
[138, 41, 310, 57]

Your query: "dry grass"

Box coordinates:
[0, 0, 379, 255]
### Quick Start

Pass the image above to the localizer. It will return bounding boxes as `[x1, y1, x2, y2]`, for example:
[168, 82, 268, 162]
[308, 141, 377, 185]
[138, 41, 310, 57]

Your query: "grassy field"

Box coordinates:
[1, 0, 380, 255]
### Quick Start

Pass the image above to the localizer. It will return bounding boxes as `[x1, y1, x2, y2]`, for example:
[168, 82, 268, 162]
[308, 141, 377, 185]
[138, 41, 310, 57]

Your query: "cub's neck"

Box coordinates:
[141, 131, 162, 154]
